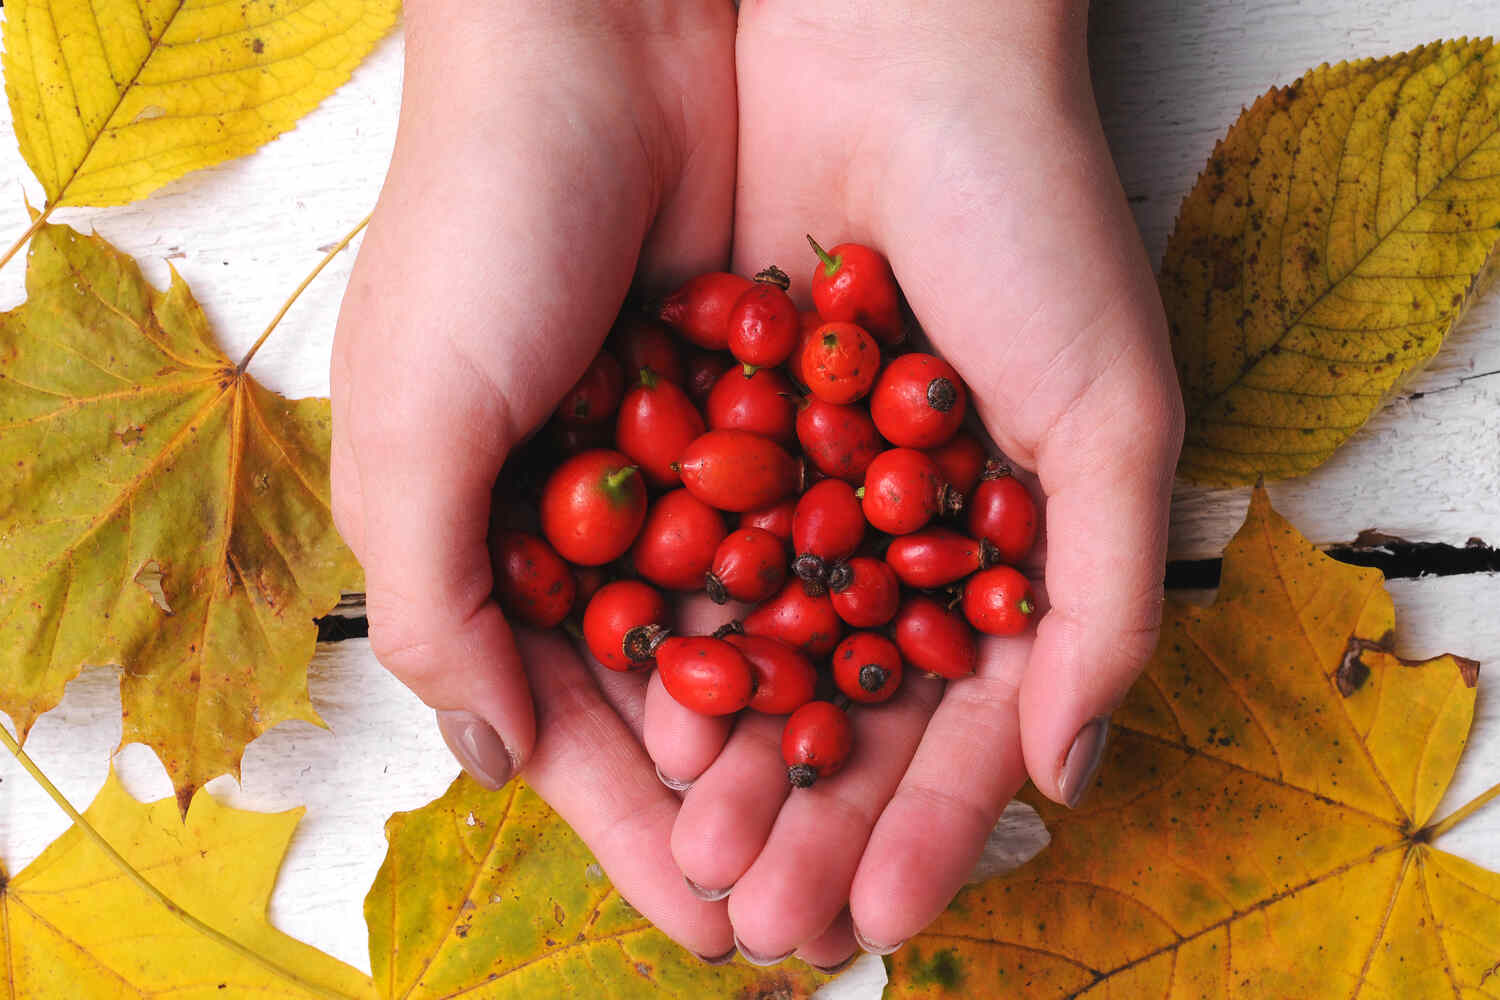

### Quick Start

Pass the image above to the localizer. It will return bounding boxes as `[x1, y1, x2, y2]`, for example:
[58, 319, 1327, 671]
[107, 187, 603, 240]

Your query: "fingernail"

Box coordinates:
[684, 875, 733, 901]
[734, 933, 795, 967]
[1059, 715, 1111, 808]
[656, 763, 695, 792]
[811, 953, 859, 975]
[436, 710, 515, 790]
[694, 947, 737, 966]
[851, 923, 906, 956]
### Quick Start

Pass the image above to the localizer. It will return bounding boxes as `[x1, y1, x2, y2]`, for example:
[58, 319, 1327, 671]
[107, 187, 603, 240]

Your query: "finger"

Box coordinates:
[516, 627, 734, 958]
[794, 908, 859, 973]
[727, 673, 945, 960]
[672, 710, 790, 897]
[847, 622, 1036, 951]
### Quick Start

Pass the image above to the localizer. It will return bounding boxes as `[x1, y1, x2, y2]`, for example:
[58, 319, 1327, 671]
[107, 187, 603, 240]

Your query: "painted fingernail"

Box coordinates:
[656, 763, 695, 792]
[810, 953, 859, 975]
[851, 923, 906, 956]
[1059, 715, 1111, 808]
[436, 710, 515, 791]
[684, 875, 733, 901]
[734, 934, 795, 967]
[694, 947, 737, 966]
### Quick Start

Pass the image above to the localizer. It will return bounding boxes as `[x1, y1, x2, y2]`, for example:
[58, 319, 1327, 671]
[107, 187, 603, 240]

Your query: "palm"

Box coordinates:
[634, 6, 1183, 961]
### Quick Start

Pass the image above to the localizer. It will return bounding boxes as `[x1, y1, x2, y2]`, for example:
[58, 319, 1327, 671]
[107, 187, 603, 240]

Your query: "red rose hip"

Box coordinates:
[740, 498, 797, 544]
[967, 467, 1040, 564]
[651, 634, 756, 716]
[869, 353, 967, 448]
[706, 527, 788, 604]
[555, 350, 625, 426]
[723, 631, 817, 715]
[884, 528, 998, 589]
[861, 448, 962, 535]
[706, 365, 797, 445]
[791, 478, 865, 593]
[492, 531, 576, 628]
[727, 266, 801, 368]
[677, 429, 801, 512]
[892, 595, 978, 679]
[782, 701, 854, 788]
[796, 397, 884, 483]
[832, 632, 904, 704]
[828, 557, 901, 628]
[658, 272, 754, 350]
[615, 369, 706, 488]
[925, 430, 989, 495]
[583, 580, 669, 671]
[806, 236, 904, 345]
[609, 314, 684, 386]
[631, 489, 726, 591]
[742, 580, 844, 657]
[539, 449, 647, 565]
[800, 321, 881, 404]
[962, 565, 1036, 636]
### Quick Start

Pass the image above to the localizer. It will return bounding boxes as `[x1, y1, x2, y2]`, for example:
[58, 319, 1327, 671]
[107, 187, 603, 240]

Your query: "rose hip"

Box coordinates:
[556, 350, 626, 426]
[609, 314, 684, 386]
[706, 366, 797, 445]
[828, 557, 901, 628]
[925, 430, 989, 495]
[796, 397, 884, 483]
[967, 466, 1040, 564]
[492, 531, 576, 628]
[782, 701, 854, 788]
[861, 447, 962, 535]
[892, 595, 977, 679]
[742, 580, 843, 657]
[739, 498, 797, 544]
[631, 489, 726, 591]
[832, 632, 904, 704]
[727, 266, 801, 368]
[651, 634, 756, 716]
[723, 631, 817, 715]
[791, 478, 865, 593]
[539, 449, 647, 566]
[583, 580, 668, 671]
[884, 528, 998, 589]
[807, 236, 903, 345]
[572, 565, 609, 609]
[677, 429, 801, 513]
[869, 353, 967, 448]
[616, 369, 706, 488]
[658, 272, 754, 350]
[800, 321, 881, 405]
[684, 350, 735, 408]
[706, 527, 788, 604]
[961, 565, 1036, 636]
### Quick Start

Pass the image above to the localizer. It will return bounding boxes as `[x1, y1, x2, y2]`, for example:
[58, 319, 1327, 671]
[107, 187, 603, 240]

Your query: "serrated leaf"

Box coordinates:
[0, 771, 375, 997]
[0, 222, 362, 810]
[885, 488, 1493, 999]
[365, 775, 829, 999]
[2, 0, 399, 207]
[1160, 39, 1500, 485]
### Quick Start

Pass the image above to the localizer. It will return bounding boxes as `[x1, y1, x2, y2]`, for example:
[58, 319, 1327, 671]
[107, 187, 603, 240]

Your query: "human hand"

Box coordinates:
[330, 0, 741, 955]
[644, 0, 1185, 965]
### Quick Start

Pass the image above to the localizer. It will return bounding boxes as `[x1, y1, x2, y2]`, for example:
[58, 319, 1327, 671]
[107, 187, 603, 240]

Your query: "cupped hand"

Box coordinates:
[645, 0, 1185, 966]
[331, 1, 740, 955]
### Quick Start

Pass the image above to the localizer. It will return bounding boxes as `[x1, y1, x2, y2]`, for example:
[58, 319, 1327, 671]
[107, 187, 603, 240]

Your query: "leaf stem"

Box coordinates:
[0, 204, 55, 274]
[1423, 779, 1500, 842]
[236, 211, 372, 375]
[0, 724, 357, 999]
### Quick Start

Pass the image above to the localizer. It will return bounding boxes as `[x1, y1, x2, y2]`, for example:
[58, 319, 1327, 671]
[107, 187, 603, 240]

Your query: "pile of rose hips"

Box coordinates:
[494, 237, 1038, 789]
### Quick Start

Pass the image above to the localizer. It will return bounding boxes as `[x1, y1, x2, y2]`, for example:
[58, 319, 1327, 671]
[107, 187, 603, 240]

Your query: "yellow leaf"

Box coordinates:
[2, 0, 399, 207]
[885, 488, 1493, 998]
[0, 770, 375, 997]
[1160, 39, 1500, 485]
[0, 222, 362, 810]
[365, 775, 831, 998]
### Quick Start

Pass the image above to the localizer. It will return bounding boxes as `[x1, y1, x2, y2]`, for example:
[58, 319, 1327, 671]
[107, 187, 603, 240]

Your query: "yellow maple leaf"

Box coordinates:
[1160, 38, 1500, 485]
[365, 775, 831, 999]
[884, 488, 1495, 998]
[0, 770, 375, 997]
[2, 0, 399, 209]
[0, 222, 362, 811]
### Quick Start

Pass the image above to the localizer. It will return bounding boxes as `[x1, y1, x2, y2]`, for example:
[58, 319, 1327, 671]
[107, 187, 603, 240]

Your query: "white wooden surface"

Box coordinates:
[2, 2, 1499, 996]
